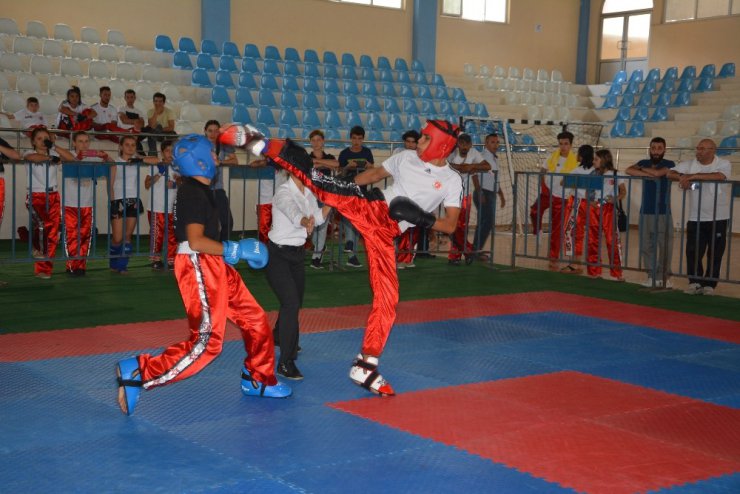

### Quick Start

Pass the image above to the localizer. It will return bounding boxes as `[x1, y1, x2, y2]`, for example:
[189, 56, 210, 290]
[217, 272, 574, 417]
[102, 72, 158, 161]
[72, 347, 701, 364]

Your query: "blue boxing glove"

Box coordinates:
[222, 241, 240, 265]
[238, 238, 268, 269]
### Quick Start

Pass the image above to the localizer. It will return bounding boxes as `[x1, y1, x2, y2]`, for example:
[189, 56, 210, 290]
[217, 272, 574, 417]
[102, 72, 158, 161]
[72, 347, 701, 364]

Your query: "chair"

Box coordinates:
[254, 124, 272, 137]
[234, 87, 254, 106]
[474, 103, 489, 118]
[601, 94, 618, 109]
[619, 93, 635, 108]
[367, 130, 387, 148]
[522, 67, 535, 81]
[201, 39, 220, 56]
[264, 45, 281, 61]
[284, 60, 300, 77]
[406, 114, 421, 130]
[641, 80, 657, 95]
[282, 75, 299, 92]
[346, 111, 363, 128]
[278, 127, 296, 138]
[2, 92, 25, 113]
[26, 20, 48, 39]
[698, 64, 715, 79]
[520, 92, 536, 106]
[341, 53, 357, 67]
[717, 135, 738, 156]
[654, 92, 672, 106]
[77, 78, 99, 98]
[196, 53, 216, 71]
[124, 47, 144, 64]
[610, 120, 627, 138]
[279, 108, 299, 127]
[98, 44, 119, 62]
[30, 55, 54, 75]
[323, 51, 339, 65]
[663, 66, 678, 81]
[342, 66, 357, 80]
[0, 18, 20, 36]
[191, 67, 212, 87]
[219, 55, 238, 73]
[302, 92, 320, 110]
[361, 82, 377, 97]
[256, 106, 276, 126]
[323, 63, 339, 79]
[614, 107, 631, 121]
[642, 68, 660, 84]
[178, 37, 198, 54]
[241, 57, 259, 74]
[160, 83, 182, 102]
[70, 42, 93, 60]
[627, 69, 644, 84]
[215, 70, 235, 88]
[280, 90, 299, 109]
[610, 70, 627, 86]
[636, 92, 653, 107]
[155, 34, 175, 53]
[697, 120, 718, 136]
[211, 85, 232, 106]
[413, 72, 427, 84]
[650, 105, 668, 121]
[41, 39, 65, 58]
[380, 82, 397, 98]
[303, 49, 320, 64]
[343, 80, 360, 95]
[304, 63, 321, 79]
[263, 59, 281, 75]
[244, 43, 261, 60]
[60, 58, 84, 77]
[606, 81, 623, 96]
[323, 78, 340, 94]
[303, 77, 321, 93]
[679, 65, 696, 81]
[438, 100, 453, 115]
[13, 36, 37, 55]
[344, 94, 361, 111]
[364, 96, 381, 112]
[398, 83, 414, 98]
[676, 78, 694, 92]
[232, 104, 252, 124]
[721, 120, 739, 136]
[419, 99, 435, 115]
[632, 105, 650, 121]
[722, 104, 740, 120]
[359, 55, 374, 69]
[0, 52, 23, 72]
[283, 47, 300, 63]
[402, 98, 419, 114]
[432, 74, 446, 87]
[116, 62, 138, 81]
[258, 88, 277, 107]
[53, 23, 75, 41]
[324, 109, 343, 129]
[417, 85, 432, 99]
[107, 30, 126, 46]
[627, 121, 645, 137]
[527, 106, 541, 121]
[695, 77, 714, 92]
[377, 56, 392, 71]
[411, 59, 425, 73]
[718, 62, 735, 78]
[88, 60, 111, 78]
[396, 71, 411, 84]
[17, 73, 42, 94]
[383, 97, 401, 113]
[394, 58, 409, 72]
[451, 88, 466, 102]
[671, 91, 691, 107]
[238, 72, 257, 89]
[360, 67, 375, 82]
[301, 109, 321, 128]
[222, 41, 240, 58]
[623, 80, 641, 95]
[260, 74, 279, 91]
[324, 93, 341, 111]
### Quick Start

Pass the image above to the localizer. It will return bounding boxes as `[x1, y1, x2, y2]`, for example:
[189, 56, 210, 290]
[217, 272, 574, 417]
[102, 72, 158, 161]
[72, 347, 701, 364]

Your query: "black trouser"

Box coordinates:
[141, 125, 177, 155]
[686, 219, 728, 288]
[265, 241, 305, 365]
[214, 189, 233, 241]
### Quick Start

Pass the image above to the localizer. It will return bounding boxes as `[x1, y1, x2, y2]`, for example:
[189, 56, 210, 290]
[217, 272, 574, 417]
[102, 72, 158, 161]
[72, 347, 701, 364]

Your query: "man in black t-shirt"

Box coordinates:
[115, 134, 290, 416]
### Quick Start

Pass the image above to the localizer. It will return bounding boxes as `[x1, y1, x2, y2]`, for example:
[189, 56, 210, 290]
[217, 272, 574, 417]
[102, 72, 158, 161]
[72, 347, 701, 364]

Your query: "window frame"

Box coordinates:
[440, 0, 510, 24]
[663, 0, 739, 23]
[328, 0, 405, 10]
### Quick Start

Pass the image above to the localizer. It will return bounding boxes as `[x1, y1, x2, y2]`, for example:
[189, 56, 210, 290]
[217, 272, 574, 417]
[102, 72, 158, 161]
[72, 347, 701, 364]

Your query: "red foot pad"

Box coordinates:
[330, 371, 740, 493]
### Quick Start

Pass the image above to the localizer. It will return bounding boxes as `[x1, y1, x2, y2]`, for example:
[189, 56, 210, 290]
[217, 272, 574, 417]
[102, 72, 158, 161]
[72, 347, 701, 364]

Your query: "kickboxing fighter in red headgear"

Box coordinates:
[115, 134, 291, 416]
[220, 121, 462, 396]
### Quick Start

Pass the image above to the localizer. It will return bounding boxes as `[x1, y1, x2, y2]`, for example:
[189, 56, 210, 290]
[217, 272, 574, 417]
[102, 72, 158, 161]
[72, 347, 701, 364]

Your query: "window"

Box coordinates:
[665, 0, 739, 21]
[334, 0, 403, 8]
[442, 0, 508, 23]
[603, 0, 653, 14]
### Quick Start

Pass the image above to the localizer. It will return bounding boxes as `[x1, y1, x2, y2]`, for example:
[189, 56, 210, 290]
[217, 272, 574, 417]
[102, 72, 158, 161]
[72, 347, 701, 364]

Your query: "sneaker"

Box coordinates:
[641, 278, 655, 288]
[700, 286, 714, 296]
[151, 261, 165, 270]
[684, 283, 702, 295]
[344, 241, 354, 253]
[396, 262, 405, 270]
[310, 258, 323, 269]
[35, 272, 51, 279]
[403, 261, 415, 268]
[277, 361, 304, 380]
[32, 248, 45, 259]
[346, 256, 362, 268]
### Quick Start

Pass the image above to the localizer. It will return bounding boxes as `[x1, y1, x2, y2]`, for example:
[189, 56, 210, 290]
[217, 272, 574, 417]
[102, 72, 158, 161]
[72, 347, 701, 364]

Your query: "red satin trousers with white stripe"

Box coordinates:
[64, 206, 92, 271]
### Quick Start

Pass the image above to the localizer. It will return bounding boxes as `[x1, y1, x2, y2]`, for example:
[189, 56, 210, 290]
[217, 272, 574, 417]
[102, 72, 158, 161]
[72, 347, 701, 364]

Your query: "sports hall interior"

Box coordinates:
[0, 1, 739, 493]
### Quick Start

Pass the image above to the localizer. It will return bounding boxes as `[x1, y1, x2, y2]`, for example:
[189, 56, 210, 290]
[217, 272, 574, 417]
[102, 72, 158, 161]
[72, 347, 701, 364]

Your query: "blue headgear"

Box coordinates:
[172, 134, 216, 179]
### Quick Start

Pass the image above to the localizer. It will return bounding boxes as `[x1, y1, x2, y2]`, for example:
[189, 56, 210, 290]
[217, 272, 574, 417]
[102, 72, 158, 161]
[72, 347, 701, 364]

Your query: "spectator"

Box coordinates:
[448, 133, 490, 265]
[560, 145, 596, 274]
[306, 129, 339, 269]
[142, 92, 176, 156]
[393, 129, 420, 155]
[57, 86, 96, 137]
[91, 86, 126, 142]
[204, 120, 237, 241]
[338, 125, 374, 268]
[472, 133, 505, 260]
[144, 140, 179, 270]
[23, 127, 75, 278]
[4, 97, 46, 133]
[625, 137, 675, 288]
[117, 89, 145, 133]
[667, 139, 732, 295]
[63, 131, 109, 277]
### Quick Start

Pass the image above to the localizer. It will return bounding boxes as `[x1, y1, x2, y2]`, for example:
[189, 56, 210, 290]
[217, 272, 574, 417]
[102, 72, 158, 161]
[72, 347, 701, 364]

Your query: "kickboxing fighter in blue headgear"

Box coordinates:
[116, 134, 290, 416]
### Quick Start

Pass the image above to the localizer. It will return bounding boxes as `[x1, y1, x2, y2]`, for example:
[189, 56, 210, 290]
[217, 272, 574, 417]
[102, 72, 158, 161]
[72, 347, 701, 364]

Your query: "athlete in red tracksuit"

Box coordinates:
[0, 138, 21, 239]
[220, 120, 463, 396]
[144, 140, 178, 270]
[63, 132, 109, 276]
[115, 134, 291, 416]
[560, 145, 596, 273]
[587, 149, 625, 280]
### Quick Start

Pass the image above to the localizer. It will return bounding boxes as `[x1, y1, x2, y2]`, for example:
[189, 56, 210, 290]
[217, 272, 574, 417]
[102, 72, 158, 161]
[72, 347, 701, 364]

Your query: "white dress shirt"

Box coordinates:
[268, 177, 326, 246]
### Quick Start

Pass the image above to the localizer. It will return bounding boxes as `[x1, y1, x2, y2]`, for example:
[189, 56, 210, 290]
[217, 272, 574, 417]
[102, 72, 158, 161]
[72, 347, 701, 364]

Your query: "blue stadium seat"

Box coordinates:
[235, 87, 255, 106]
[260, 74, 279, 90]
[658, 79, 675, 93]
[384, 97, 401, 113]
[201, 39, 220, 56]
[325, 93, 341, 110]
[179, 37, 198, 54]
[601, 94, 618, 109]
[671, 91, 691, 107]
[452, 87, 467, 102]
[254, 124, 271, 137]
[623, 80, 640, 95]
[263, 59, 281, 75]
[364, 96, 381, 112]
[359, 55, 374, 69]
[650, 105, 668, 121]
[344, 94, 361, 111]
[367, 113, 383, 130]
[343, 80, 360, 95]
[284, 61, 301, 77]
[173, 51, 193, 69]
[637, 92, 653, 107]
[241, 58, 260, 74]
[610, 70, 627, 85]
[361, 67, 375, 82]
[244, 43, 261, 60]
[645, 68, 660, 83]
[627, 121, 645, 137]
[323, 51, 339, 65]
[699, 64, 715, 79]
[222, 41, 240, 58]
[438, 100, 453, 114]
[394, 58, 409, 72]
[456, 102, 472, 117]
[379, 69, 394, 83]
[406, 114, 422, 130]
[342, 66, 357, 80]
[155, 34, 175, 53]
[302, 109, 321, 128]
[320, 63, 337, 79]
[610, 120, 627, 138]
[279, 108, 299, 127]
[302, 92, 321, 110]
[654, 92, 671, 106]
[399, 84, 414, 98]
[191, 68, 212, 87]
[376, 82, 394, 98]
[278, 127, 296, 138]
[264, 45, 281, 61]
[282, 75, 300, 92]
[304, 49, 320, 64]
[411, 59, 425, 73]
[324, 79, 340, 94]
[325, 128, 342, 141]
[614, 107, 631, 121]
[627, 69, 643, 84]
[215, 70, 235, 88]
[238, 72, 257, 89]
[717, 135, 738, 156]
[211, 85, 231, 106]
[619, 93, 635, 107]
[367, 130, 387, 149]
[387, 113, 405, 131]
[677, 78, 694, 92]
[281, 90, 299, 109]
[258, 88, 277, 107]
[718, 62, 735, 78]
[396, 71, 411, 84]
[284, 47, 301, 63]
[324, 109, 343, 129]
[432, 74, 446, 87]
[419, 99, 435, 115]
[377, 56, 392, 71]
[346, 111, 363, 128]
[196, 53, 216, 71]
[402, 98, 419, 114]
[474, 103, 489, 118]
[434, 86, 449, 100]
[633, 105, 649, 121]
[663, 66, 678, 81]
[641, 80, 657, 95]
[417, 85, 433, 99]
[607, 82, 623, 96]
[679, 65, 696, 80]
[257, 106, 276, 126]
[304, 77, 321, 93]
[304, 63, 321, 79]
[232, 104, 252, 124]
[219, 55, 238, 73]
[695, 76, 714, 92]
[413, 72, 427, 84]
[341, 53, 357, 67]
[362, 82, 378, 97]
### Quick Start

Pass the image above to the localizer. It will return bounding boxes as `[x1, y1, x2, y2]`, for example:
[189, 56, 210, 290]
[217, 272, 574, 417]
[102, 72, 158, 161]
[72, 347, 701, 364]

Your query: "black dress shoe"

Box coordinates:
[277, 361, 303, 380]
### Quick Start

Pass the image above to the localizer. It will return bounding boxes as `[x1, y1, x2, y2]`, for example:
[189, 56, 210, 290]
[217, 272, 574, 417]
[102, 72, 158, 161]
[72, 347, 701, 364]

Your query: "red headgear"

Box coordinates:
[419, 120, 460, 162]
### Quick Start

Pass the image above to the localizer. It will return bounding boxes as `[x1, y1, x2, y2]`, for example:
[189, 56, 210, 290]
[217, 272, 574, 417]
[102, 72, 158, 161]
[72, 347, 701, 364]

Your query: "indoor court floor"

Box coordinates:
[1, 292, 739, 493]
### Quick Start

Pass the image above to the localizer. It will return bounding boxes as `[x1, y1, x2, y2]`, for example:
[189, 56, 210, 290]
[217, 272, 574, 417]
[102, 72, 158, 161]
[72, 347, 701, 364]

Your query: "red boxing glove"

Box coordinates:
[219, 124, 248, 147]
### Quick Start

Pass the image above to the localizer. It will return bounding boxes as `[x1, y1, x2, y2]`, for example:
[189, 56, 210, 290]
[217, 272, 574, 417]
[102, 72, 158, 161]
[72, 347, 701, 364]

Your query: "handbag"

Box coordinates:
[616, 199, 628, 232]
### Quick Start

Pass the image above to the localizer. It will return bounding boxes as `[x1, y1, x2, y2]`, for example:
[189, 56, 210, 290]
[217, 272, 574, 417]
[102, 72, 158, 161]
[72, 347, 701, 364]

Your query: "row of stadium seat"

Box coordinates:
[0, 18, 126, 45]
[604, 63, 735, 97]
[465, 64, 564, 84]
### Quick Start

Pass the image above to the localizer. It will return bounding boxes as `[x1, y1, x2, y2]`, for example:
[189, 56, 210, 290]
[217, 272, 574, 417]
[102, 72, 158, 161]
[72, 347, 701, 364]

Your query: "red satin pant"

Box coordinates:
[448, 194, 473, 260]
[257, 203, 272, 244]
[64, 206, 92, 271]
[147, 211, 177, 263]
[27, 192, 61, 276]
[587, 203, 623, 278]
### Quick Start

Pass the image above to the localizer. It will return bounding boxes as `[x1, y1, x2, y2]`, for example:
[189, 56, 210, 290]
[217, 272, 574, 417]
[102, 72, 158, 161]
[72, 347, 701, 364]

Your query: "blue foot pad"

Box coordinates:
[116, 357, 142, 415]
[241, 368, 292, 398]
